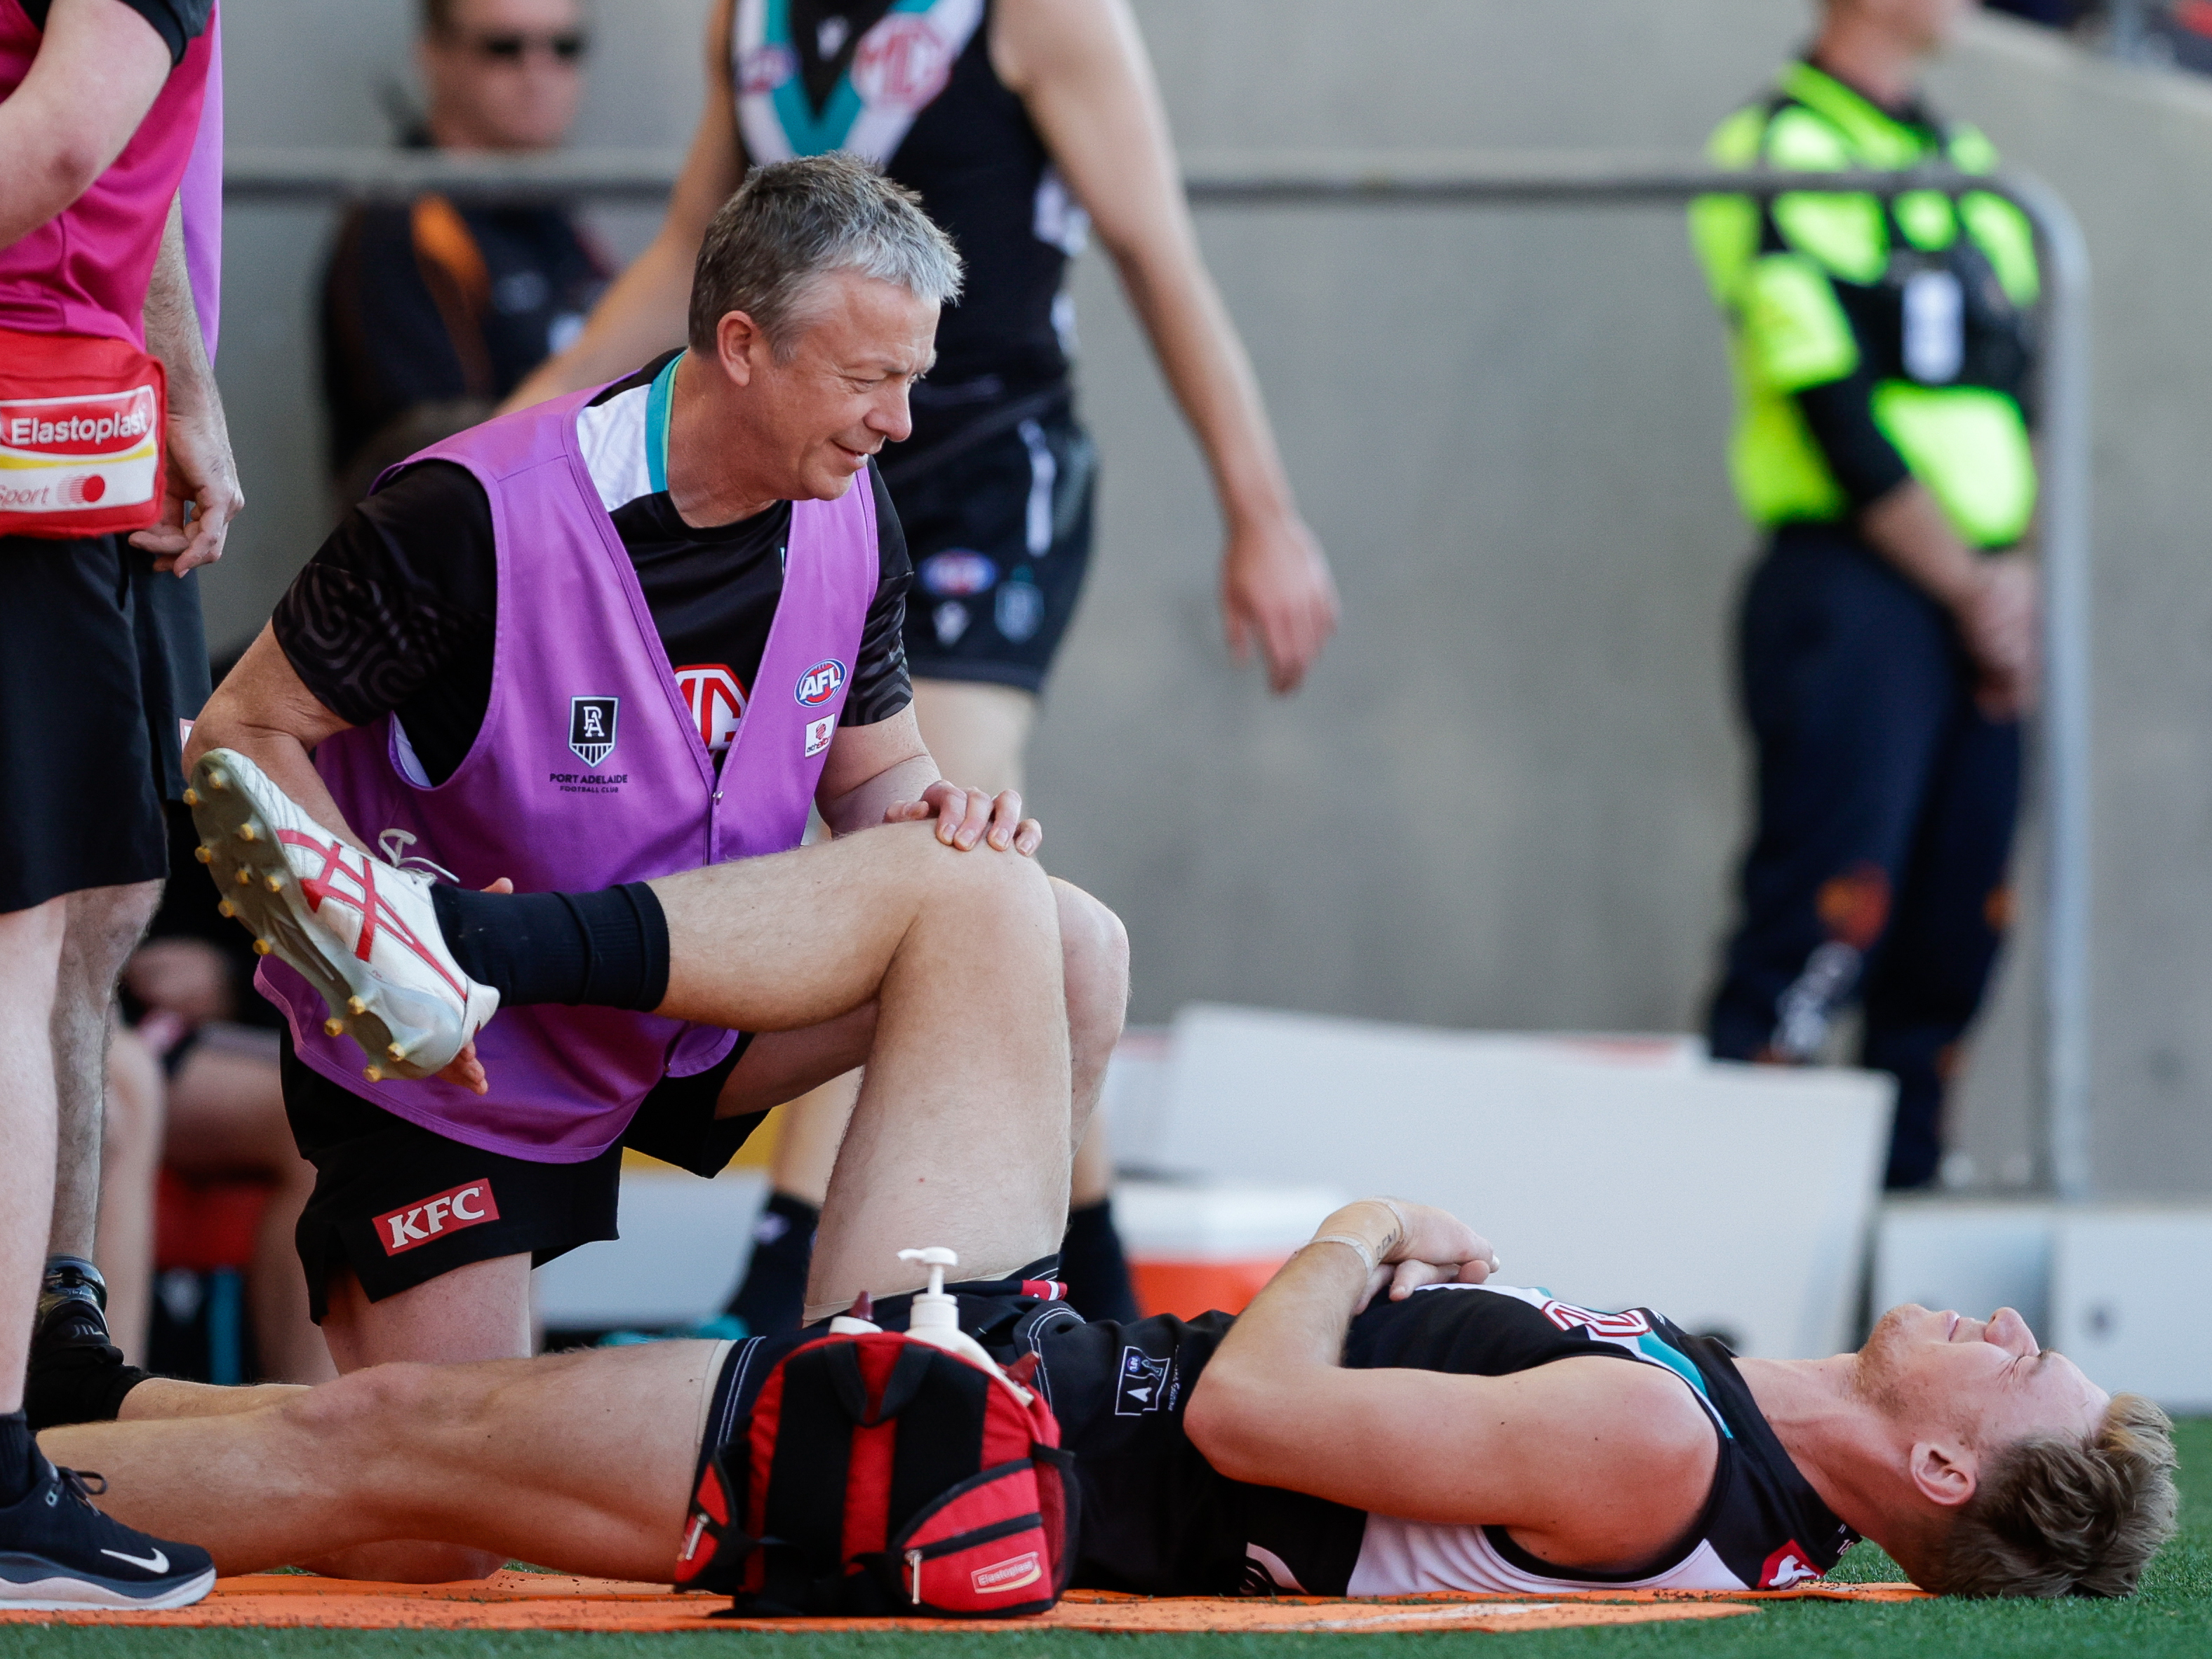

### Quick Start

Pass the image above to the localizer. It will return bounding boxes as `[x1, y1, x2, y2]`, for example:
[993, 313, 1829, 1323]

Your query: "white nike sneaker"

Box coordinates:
[185, 748, 499, 1082]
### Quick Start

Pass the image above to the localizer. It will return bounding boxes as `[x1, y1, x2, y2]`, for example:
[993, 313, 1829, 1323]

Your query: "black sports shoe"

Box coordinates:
[0, 1453, 214, 1611]
[25, 1258, 147, 1432]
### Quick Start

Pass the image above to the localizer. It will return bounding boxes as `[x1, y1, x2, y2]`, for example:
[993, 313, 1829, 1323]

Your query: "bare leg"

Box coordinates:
[162, 1034, 333, 1385]
[46, 1341, 725, 1579]
[695, 870, 1125, 1318]
[1071, 1119, 1115, 1209]
[93, 1026, 165, 1364]
[650, 824, 1073, 1301]
[121, 1378, 306, 1420]
[1054, 879, 1128, 1157]
[319, 1256, 532, 1378]
[306, 1255, 533, 1580]
[0, 899, 67, 1410]
[731, 878, 1125, 1200]
[48, 881, 162, 1260]
[763, 1074, 861, 1209]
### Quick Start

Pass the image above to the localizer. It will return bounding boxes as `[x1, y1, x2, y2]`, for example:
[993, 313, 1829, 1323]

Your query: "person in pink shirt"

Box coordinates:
[0, 0, 241, 1612]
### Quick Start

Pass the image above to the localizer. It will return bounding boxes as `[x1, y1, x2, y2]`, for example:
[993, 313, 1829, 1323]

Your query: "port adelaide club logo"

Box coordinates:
[569, 696, 619, 767]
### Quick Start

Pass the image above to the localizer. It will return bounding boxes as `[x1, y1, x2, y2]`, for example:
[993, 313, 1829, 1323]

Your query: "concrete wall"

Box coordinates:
[201, 2, 2212, 1196]
[1924, 27, 2212, 1197]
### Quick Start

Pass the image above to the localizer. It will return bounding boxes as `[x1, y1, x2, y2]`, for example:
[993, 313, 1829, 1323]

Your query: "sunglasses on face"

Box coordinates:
[464, 31, 590, 63]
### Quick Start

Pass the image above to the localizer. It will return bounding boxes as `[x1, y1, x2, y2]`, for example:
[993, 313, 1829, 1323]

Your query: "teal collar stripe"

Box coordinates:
[766, 0, 941, 155]
[646, 351, 683, 497]
[1637, 1333, 1734, 1439]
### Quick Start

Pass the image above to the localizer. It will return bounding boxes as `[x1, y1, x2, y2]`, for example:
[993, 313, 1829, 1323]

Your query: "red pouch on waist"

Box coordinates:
[0, 327, 166, 539]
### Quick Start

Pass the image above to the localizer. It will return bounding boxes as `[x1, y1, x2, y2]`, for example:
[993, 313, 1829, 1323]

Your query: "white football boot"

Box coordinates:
[185, 748, 499, 1083]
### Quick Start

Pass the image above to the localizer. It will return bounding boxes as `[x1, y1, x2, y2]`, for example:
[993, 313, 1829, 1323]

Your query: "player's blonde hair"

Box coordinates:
[1932, 1393, 2177, 1597]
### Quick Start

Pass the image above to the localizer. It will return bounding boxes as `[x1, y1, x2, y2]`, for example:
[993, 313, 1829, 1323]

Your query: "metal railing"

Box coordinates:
[226, 147, 2095, 1198]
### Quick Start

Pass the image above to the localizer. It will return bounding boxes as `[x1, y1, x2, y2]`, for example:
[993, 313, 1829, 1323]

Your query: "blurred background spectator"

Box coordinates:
[321, 0, 608, 499]
[1694, 0, 2042, 1191]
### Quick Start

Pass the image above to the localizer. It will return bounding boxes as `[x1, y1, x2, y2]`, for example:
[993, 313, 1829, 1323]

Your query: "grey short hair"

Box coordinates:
[687, 154, 963, 359]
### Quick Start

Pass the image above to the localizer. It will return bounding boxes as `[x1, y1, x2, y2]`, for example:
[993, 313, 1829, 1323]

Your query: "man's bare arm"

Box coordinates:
[133, 194, 243, 574]
[815, 707, 940, 835]
[502, 0, 742, 410]
[0, 0, 169, 247]
[1186, 1200, 1719, 1571]
[995, 0, 1338, 694]
[185, 626, 366, 852]
[817, 707, 1042, 853]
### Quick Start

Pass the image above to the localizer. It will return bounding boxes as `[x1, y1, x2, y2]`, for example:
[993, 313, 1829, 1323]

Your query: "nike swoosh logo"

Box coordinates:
[101, 1547, 168, 1573]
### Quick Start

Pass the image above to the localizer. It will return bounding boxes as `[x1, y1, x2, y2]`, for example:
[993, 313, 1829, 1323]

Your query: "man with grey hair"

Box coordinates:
[36, 154, 1130, 1585]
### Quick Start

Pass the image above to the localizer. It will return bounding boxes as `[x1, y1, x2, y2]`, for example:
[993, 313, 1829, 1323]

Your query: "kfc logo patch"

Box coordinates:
[1759, 1541, 1821, 1589]
[795, 659, 847, 707]
[569, 696, 619, 767]
[374, 1180, 500, 1256]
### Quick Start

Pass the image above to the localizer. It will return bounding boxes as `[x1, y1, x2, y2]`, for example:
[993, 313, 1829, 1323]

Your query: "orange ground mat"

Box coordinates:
[0, 1570, 1929, 1634]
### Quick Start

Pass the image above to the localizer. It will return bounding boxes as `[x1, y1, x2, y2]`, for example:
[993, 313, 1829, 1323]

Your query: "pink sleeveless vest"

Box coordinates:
[259, 386, 880, 1160]
[0, 1, 217, 349]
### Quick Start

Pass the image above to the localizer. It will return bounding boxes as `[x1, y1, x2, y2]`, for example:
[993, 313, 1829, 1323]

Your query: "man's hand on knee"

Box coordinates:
[884, 780, 1043, 855]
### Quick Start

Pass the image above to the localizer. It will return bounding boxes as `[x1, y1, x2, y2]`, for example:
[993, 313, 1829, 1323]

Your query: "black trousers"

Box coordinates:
[1706, 524, 2021, 1189]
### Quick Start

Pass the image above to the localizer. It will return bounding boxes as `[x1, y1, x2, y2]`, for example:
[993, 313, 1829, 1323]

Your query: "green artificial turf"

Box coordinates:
[11, 1421, 2212, 1658]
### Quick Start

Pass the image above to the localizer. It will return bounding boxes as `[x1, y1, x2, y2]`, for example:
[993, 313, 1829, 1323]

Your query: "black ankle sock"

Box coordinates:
[1059, 1197, 1139, 1324]
[0, 1411, 36, 1505]
[431, 882, 669, 1010]
[724, 1191, 820, 1336]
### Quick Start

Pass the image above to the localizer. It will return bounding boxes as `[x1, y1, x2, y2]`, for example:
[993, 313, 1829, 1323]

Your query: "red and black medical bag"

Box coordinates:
[676, 1329, 1077, 1617]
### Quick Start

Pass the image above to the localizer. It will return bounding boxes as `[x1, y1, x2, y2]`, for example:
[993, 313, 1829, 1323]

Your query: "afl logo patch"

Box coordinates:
[795, 659, 847, 707]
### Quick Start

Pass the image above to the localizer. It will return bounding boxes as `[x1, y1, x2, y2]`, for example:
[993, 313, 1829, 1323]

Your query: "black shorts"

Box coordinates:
[0, 534, 208, 911]
[281, 1029, 765, 1320]
[887, 394, 1096, 695]
[692, 1273, 1363, 1597]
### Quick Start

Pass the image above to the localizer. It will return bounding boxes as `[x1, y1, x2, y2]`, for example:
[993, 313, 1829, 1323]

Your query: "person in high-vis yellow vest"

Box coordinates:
[1691, 0, 2039, 1190]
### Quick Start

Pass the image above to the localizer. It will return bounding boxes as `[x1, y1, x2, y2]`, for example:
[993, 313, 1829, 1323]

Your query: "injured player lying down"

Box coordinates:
[41, 1179, 2176, 1601]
